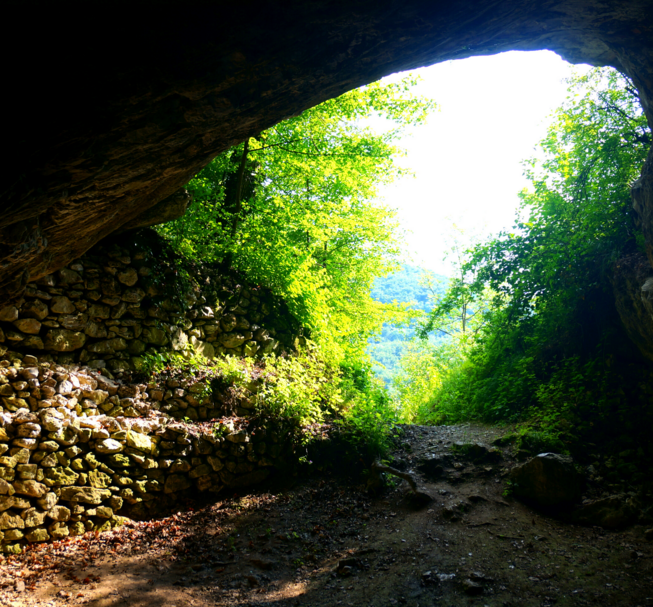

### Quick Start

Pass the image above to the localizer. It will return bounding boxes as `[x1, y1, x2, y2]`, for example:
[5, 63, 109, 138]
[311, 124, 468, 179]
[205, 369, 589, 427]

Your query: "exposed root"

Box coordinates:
[371, 460, 433, 505]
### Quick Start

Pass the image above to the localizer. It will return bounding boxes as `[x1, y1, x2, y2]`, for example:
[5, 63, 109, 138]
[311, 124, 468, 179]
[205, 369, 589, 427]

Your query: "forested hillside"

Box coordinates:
[368, 264, 447, 383]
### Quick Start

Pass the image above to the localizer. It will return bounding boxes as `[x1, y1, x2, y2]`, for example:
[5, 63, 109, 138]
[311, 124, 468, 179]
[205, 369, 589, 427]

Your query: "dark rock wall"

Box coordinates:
[611, 252, 653, 362]
[2, 0, 653, 299]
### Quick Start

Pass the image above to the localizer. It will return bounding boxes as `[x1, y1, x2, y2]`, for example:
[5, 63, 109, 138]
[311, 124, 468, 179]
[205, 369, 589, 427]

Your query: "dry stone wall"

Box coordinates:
[0, 235, 304, 554]
[0, 235, 299, 376]
[0, 352, 298, 554]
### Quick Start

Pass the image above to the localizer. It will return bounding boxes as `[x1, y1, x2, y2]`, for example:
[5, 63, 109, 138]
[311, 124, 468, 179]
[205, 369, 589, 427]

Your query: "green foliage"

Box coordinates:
[335, 359, 398, 460]
[513, 428, 567, 455]
[151, 78, 438, 459]
[140, 347, 208, 377]
[140, 341, 399, 458]
[419, 224, 494, 341]
[254, 347, 342, 425]
[394, 228, 498, 422]
[467, 68, 647, 329]
[140, 342, 338, 425]
[404, 67, 652, 437]
[502, 480, 516, 498]
[392, 339, 451, 423]
[158, 77, 436, 363]
[368, 264, 448, 383]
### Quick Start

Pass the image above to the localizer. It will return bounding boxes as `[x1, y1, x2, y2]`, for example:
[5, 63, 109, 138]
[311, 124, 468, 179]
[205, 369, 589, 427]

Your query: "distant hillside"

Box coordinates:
[368, 265, 448, 384]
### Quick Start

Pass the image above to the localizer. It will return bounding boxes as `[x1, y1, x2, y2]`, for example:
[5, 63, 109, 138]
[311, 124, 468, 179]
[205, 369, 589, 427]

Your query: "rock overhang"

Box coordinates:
[1, 0, 653, 299]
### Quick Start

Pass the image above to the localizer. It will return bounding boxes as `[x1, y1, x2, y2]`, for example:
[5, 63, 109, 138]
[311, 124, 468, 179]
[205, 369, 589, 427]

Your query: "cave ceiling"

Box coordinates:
[2, 0, 653, 298]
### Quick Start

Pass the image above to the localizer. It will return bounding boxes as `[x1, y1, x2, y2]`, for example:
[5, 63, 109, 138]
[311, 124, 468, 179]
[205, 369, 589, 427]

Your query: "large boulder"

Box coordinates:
[509, 453, 582, 507]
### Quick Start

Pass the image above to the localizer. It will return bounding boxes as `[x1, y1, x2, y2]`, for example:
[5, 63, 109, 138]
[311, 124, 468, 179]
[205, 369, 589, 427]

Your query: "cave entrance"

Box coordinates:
[368, 48, 652, 455]
[370, 50, 580, 386]
[3, 0, 653, 302]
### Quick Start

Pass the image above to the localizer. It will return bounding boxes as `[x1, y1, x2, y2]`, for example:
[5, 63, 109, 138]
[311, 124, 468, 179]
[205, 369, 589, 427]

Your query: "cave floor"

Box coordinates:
[2, 423, 652, 607]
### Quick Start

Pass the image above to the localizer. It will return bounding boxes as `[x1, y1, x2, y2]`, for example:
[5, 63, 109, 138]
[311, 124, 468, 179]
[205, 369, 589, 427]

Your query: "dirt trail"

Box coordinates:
[2, 424, 652, 607]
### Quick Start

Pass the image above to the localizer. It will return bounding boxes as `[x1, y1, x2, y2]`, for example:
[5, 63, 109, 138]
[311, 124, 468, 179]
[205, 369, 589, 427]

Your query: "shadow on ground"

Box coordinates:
[2, 424, 653, 607]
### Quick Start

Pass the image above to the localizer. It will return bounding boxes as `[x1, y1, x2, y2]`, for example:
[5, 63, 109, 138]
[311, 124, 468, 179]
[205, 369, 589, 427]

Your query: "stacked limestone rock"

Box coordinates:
[0, 352, 297, 554]
[0, 236, 299, 372]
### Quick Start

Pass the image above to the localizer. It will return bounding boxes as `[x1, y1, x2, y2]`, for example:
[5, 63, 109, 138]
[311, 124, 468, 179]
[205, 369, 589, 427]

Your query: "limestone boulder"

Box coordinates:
[22, 336, 44, 349]
[0, 496, 16, 511]
[190, 336, 215, 359]
[25, 528, 49, 542]
[122, 288, 145, 303]
[101, 277, 121, 297]
[44, 466, 79, 486]
[170, 329, 188, 351]
[22, 508, 47, 527]
[143, 327, 168, 346]
[126, 431, 154, 454]
[85, 321, 108, 338]
[59, 486, 111, 505]
[509, 453, 582, 507]
[22, 300, 49, 320]
[88, 304, 111, 319]
[221, 332, 247, 349]
[0, 511, 25, 530]
[0, 306, 19, 322]
[50, 297, 76, 314]
[87, 337, 128, 355]
[221, 314, 237, 332]
[164, 474, 192, 494]
[60, 313, 89, 331]
[36, 492, 58, 510]
[58, 268, 82, 285]
[95, 439, 123, 454]
[44, 329, 86, 351]
[12, 480, 48, 498]
[117, 267, 139, 286]
[13, 318, 41, 334]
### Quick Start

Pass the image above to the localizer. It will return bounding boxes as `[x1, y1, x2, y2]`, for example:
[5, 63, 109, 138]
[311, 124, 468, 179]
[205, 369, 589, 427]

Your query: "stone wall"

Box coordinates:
[0, 234, 304, 554]
[0, 353, 298, 554]
[0, 234, 300, 375]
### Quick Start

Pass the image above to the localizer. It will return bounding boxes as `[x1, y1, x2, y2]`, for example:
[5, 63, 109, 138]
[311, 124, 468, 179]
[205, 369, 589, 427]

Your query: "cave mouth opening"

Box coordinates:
[3, 0, 653, 308]
[367, 50, 653, 449]
[370, 50, 582, 381]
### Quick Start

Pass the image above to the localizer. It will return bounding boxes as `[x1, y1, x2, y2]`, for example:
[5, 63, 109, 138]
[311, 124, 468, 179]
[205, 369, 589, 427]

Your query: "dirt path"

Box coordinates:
[2, 424, 652, 607]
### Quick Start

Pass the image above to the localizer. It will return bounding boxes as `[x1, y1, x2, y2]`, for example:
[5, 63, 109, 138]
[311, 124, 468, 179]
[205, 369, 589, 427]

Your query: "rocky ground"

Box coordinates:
[1, 423, 652, 607]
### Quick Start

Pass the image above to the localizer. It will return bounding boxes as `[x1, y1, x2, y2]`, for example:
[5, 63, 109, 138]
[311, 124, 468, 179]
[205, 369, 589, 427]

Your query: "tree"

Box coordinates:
[393, 226, 493, 422]
[419, 223, 493, 343]
[158, 76, 436, 362]
[409, 67, 651, 423]
[468, 68, 648, 328]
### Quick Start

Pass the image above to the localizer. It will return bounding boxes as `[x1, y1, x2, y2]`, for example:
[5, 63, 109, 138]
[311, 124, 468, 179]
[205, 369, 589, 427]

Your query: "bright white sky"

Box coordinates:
[377, 50, 590, 276]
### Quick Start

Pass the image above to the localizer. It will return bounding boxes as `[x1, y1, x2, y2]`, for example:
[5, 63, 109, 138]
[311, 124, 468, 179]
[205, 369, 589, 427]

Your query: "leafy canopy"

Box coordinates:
[400, 67, 651, 427]
[158, 76, 436, 362]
